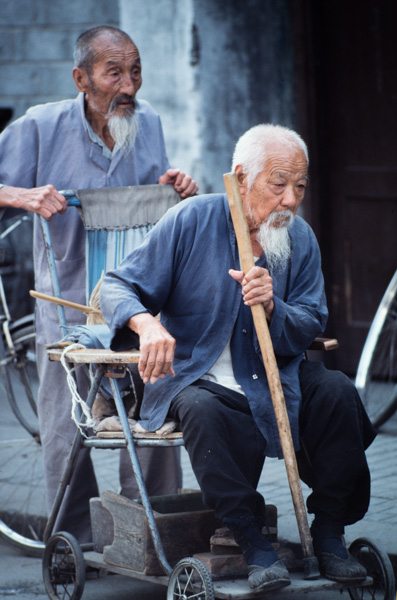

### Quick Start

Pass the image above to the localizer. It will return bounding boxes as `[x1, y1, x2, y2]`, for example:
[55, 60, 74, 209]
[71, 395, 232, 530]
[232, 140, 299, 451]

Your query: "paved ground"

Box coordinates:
[1, 389, 396, 599]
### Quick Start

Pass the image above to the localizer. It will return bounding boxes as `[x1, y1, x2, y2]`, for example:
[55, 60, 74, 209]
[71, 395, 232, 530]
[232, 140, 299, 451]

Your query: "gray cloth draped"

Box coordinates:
[75, 184, 181, 230]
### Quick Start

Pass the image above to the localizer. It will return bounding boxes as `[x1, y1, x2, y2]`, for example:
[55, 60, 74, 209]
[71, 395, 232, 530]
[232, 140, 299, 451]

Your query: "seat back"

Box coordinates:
[74, 184, 180, 298]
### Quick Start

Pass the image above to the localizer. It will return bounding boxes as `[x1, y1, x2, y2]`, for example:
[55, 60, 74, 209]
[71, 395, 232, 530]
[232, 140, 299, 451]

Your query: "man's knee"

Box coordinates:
[299, 360, 363, 427]
[300, 360, 357, 401]
[171, 384, 219, 424]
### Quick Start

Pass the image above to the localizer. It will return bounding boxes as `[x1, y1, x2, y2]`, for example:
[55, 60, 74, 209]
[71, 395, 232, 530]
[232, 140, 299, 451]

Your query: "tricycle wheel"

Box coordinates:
[347, 537, 395, 600]
[167, 557, 214, 600]
[42, 531, 85, 600]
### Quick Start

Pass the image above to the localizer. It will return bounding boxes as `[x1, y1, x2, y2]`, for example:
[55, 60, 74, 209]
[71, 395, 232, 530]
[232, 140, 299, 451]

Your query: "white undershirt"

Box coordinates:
[201, 256, 260, 396]
[201, 336, 245, 395]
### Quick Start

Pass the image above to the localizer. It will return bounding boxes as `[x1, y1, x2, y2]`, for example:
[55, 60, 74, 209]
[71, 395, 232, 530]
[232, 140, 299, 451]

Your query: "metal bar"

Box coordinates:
[43, 365, 105, 542]
[62, 190, 80, 207]
[37, 192, 79, 335]
[109, 376, 173, 576]
[0, 215, 31, 241]
[39, 216, 68, 335]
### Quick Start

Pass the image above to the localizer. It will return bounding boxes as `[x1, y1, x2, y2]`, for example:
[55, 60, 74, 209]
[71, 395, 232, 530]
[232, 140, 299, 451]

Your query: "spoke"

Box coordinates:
[185, 567, 195, 589]
[187, 591, 206, 599]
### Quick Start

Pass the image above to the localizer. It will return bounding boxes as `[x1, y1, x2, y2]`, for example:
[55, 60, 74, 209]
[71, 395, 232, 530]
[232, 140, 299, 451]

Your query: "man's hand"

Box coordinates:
[127, 312, 176, 384]
[0, 184, 67, 220]
[229, 266, 274, 320]
[158, 168, 198, 199]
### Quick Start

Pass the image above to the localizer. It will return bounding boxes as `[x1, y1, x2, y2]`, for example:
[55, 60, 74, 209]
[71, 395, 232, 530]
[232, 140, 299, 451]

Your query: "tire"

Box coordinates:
[43, 532, 85, 600]
[167, 557, 215, 600]
[347, 537, 395, 600]
[0, 317, 46, 556]
[355, 271, 397, 428]
[5, 318, 38, 435]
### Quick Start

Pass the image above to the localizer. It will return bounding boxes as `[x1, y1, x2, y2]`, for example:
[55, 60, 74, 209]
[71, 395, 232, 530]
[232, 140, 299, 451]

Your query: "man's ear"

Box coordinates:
[234, 165, 247, 195]
[72, 67, 90, 93]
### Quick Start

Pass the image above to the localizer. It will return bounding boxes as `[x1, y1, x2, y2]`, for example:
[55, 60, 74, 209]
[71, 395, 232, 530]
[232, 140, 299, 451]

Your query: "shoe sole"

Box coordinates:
[322, 573, 367, 584]
[250, 578, 291, 593]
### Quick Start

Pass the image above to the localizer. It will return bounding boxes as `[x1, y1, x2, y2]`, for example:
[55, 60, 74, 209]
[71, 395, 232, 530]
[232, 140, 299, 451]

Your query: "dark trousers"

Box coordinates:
[169, 360, 376, 528]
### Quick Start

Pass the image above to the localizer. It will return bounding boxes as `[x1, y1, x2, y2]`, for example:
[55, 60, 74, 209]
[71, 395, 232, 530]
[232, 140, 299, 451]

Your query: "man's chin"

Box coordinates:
[272, 218, 290, 229]
[114, 105, 135, 117]
[270, 213, 294, 229]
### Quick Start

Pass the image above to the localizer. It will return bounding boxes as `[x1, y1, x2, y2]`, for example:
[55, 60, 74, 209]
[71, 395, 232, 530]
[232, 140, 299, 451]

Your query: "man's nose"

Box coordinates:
[281, 185, 298, 208]
[120, 74, 136, 96]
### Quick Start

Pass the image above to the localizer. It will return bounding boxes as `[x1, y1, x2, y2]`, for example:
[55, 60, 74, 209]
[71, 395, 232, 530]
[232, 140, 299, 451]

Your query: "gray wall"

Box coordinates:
[0, 0, 119, 122]
[121, 0, 297, 193]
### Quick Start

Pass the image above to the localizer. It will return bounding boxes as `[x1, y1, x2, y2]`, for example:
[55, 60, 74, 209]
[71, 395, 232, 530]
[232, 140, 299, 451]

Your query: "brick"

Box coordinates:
[0, 28, 24, 61]
[193, 552, 248, 578]
[0, 64, 43, 95]
[23, 28, 75, 61]
[43, 0, 119, 25]
[0, 1, 45, 26]
[40, 63, 77, 97]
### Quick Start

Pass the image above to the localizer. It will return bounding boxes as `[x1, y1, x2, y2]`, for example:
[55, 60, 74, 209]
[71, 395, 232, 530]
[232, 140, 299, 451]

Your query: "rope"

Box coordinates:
[60, 343, 96, 436]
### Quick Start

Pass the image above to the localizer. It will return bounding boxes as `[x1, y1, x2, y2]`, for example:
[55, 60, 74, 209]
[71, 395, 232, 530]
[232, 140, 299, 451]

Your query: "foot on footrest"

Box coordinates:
[248, 559, 291, 592]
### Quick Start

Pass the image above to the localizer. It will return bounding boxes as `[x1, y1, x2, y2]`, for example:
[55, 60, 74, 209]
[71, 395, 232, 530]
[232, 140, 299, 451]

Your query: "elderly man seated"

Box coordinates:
[99, 124, 376, 593]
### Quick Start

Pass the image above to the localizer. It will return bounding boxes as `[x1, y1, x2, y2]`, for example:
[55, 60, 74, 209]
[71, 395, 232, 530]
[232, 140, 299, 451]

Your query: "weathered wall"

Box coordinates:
[120, 0, 202, 188]
[120, 0, 296, 193]
[0, 0, 119, 123]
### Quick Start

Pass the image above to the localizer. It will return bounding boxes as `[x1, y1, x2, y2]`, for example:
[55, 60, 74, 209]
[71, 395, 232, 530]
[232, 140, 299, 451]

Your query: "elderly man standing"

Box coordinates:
[0, 25, 198, 542]
[100, 124, 376, 592]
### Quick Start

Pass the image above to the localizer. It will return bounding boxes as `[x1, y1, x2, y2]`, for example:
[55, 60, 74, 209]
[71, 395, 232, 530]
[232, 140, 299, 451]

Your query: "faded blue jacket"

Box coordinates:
[100, 193, 328, 457]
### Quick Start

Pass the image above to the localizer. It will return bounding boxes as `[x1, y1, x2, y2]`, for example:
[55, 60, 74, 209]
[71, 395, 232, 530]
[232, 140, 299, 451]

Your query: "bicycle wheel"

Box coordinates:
[355, 271, 397, 428]
[0, 317, 46, 556]
[4, 317, 38, 435]
[347, 537, 395, 600]
[167, 557, 214, 600]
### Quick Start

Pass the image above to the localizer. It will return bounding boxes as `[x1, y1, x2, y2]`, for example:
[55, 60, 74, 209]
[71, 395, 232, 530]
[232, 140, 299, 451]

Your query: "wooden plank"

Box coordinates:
[211, 573, 373, 599]
[309, 337, 339, 351]
[84, 551, 169, 584]
[90, 497, 114, 552]
[96, 431, 183, 440]
[47, 347, 140, 364]
[83, 551, 373, 598]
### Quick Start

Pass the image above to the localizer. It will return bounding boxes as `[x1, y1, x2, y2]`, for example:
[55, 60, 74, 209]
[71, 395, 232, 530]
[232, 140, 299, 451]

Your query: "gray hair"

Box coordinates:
[232, 124, 309, 190]
[74, 26, 134, 75]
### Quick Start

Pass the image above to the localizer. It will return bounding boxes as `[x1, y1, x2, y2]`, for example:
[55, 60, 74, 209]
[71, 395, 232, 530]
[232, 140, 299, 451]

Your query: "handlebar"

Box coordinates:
[60, 190, 80, 207]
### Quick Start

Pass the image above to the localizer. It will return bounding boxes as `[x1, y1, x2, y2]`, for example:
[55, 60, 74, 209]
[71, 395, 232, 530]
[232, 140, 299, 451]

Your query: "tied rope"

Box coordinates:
[60, 343, 96, 436]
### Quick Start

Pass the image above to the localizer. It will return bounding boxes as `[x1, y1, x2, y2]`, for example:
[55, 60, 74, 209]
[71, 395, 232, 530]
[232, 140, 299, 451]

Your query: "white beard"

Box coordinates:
[108, 112, 139, 154]
[256, 210, 293, 273]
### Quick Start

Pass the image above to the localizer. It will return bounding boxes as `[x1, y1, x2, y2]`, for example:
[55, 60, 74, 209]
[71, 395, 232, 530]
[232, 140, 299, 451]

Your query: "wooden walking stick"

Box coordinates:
[223, 172, 320, 580]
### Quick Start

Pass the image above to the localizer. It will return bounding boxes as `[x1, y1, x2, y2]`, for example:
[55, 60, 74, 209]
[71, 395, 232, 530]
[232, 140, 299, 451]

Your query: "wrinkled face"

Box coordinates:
[237, 144, 308, 234]
[79, 35, 142, 118]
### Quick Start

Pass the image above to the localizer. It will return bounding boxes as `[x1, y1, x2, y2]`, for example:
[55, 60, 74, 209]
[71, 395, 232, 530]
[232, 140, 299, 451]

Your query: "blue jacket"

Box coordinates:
[100, 193, 328, 457]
